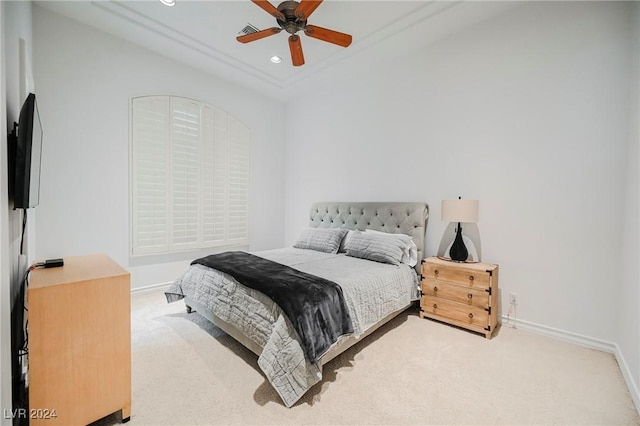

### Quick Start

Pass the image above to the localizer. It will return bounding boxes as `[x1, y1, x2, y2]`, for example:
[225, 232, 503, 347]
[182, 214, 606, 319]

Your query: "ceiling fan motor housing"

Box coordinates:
[276, 1, 307, 34]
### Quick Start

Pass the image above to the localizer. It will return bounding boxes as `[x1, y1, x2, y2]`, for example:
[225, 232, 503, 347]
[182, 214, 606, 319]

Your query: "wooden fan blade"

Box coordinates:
[294, 0, 322, 20]
[251, 0, 284, 20]
[236, 27, 282, 43]
[288, 35, 305, 66]
[304, 24, 352, 47]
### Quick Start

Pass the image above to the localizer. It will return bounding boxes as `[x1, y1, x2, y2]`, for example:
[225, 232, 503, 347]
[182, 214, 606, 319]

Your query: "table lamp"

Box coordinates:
[441, 197, 479, 262]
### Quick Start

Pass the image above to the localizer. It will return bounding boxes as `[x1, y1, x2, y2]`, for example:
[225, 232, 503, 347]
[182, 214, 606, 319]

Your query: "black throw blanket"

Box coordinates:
[192, 251, 353, 364]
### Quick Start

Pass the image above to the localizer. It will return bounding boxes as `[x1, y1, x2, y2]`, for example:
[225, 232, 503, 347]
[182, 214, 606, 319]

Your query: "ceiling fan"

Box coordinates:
[236, 0, 352, 67]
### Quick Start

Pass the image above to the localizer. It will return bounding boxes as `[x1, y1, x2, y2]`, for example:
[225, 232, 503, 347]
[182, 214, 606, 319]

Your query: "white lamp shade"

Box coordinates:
[441, 199, 479, 223]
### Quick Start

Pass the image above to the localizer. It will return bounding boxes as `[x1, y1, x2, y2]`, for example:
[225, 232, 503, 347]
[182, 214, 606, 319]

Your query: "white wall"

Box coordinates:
[0, 3, 9, 421]
[4, 0, 35, 272]
[284, 1, 632, 344]
[21, 0, 640, 412]
[32, 7, 286, 288]
[1, 0, 34, 419]
[618, 0, 640, 408]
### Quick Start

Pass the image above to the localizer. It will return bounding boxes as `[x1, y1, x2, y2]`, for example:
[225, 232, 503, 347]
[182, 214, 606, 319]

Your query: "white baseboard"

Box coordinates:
[130, 281, 171, 295]
[614, 343, 640, 415]
[502, 315, 640, 414]
[501, 315, 616, 353]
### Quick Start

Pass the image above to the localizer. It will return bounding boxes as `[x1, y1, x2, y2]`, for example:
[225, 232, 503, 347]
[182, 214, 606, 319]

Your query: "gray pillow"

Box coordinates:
[293, 228, 348, 254]
[365, 229, 418, 266]
[338, 230, 355, 253]
[344, 232, 405, 265]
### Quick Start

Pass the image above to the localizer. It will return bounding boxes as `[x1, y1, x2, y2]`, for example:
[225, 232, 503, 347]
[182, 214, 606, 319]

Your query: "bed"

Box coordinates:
[165, 202, 429, 407]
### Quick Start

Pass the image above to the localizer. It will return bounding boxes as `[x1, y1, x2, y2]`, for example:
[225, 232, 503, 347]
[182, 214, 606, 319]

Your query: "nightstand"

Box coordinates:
[419, 256, 499, 339]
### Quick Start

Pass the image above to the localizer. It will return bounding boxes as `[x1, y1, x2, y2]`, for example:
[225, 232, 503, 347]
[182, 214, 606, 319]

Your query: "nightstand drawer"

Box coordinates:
[421, 295, 489, 327]
[422, 262, 490, 289]
[421, 279, 489, 308]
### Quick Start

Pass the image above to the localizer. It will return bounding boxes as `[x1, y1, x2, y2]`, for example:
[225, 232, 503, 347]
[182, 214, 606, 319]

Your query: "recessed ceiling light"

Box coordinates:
[160, 0, 176, 6]
[270, 56, 282, 64]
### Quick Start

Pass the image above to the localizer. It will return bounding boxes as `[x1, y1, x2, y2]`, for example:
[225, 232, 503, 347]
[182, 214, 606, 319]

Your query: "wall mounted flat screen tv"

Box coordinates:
[9, 93, 42, 209]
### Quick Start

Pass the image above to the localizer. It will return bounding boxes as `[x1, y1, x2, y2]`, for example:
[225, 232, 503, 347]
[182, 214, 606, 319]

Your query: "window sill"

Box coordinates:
[128, 244, 250, 267]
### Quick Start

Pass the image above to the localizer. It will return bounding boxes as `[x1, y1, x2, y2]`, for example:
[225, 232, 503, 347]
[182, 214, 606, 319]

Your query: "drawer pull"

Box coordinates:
[433, 286, 438, 292]
[468, 313, 474, 319]
[434, 270, 439, 276]
[433, 303, 438, 309]
[467, 293, 473, 301]
[469, 275, 475, 281]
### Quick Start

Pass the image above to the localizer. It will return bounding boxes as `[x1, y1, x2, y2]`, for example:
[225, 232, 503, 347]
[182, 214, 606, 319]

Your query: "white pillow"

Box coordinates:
[365, 229, 418, 267]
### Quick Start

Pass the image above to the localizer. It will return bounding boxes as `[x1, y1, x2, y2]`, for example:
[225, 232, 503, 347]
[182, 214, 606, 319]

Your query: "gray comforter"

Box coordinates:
[166, 247, 419, 407]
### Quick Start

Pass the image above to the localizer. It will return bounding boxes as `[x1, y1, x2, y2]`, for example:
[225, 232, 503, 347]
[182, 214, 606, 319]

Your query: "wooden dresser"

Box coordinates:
[419, 256, 499, 339]
[28, 254, 131, 425]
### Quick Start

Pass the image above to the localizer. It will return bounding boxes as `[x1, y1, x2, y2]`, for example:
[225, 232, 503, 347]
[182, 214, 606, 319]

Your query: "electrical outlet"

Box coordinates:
[509, 293, 518, 305]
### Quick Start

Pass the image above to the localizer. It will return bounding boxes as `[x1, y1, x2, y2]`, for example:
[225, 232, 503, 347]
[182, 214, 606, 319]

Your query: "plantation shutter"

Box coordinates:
[131, 96, 250, 256]
[131, 96, 170, 255]
[203, 105, 228, 245]
[227, 116, 251, 242]
[170, 97, 200, 250]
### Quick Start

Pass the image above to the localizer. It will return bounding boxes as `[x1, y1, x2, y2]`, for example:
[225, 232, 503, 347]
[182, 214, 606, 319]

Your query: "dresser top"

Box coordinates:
[423, 256, 498, 272]
[29, 254, 129, 290]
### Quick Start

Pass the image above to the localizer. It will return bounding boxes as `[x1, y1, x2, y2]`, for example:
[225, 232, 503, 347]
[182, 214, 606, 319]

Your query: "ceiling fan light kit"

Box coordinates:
[237, 0, 352, 67]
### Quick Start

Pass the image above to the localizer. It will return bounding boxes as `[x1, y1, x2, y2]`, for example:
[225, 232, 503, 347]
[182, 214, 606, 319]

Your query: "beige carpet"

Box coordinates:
[116, 289, 639, 425]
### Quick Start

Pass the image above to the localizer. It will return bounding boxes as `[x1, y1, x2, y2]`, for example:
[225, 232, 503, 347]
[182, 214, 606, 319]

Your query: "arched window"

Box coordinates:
[130, 96, 250, 255]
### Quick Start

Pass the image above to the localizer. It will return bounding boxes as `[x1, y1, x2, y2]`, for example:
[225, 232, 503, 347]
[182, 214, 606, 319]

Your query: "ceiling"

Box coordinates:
[36, 0, 522, 102]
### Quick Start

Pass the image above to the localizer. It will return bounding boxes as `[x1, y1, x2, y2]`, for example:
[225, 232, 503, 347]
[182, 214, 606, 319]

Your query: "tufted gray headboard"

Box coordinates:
[309, 202, 429, 270]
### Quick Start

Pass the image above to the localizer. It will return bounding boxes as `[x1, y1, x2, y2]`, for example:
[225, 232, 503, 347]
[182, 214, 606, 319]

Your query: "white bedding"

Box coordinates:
[166, 247, 419, 407]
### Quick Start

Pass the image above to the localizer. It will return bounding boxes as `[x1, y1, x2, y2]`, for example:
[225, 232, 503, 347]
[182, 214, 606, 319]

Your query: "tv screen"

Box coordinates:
[12, 93, 42, 209]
